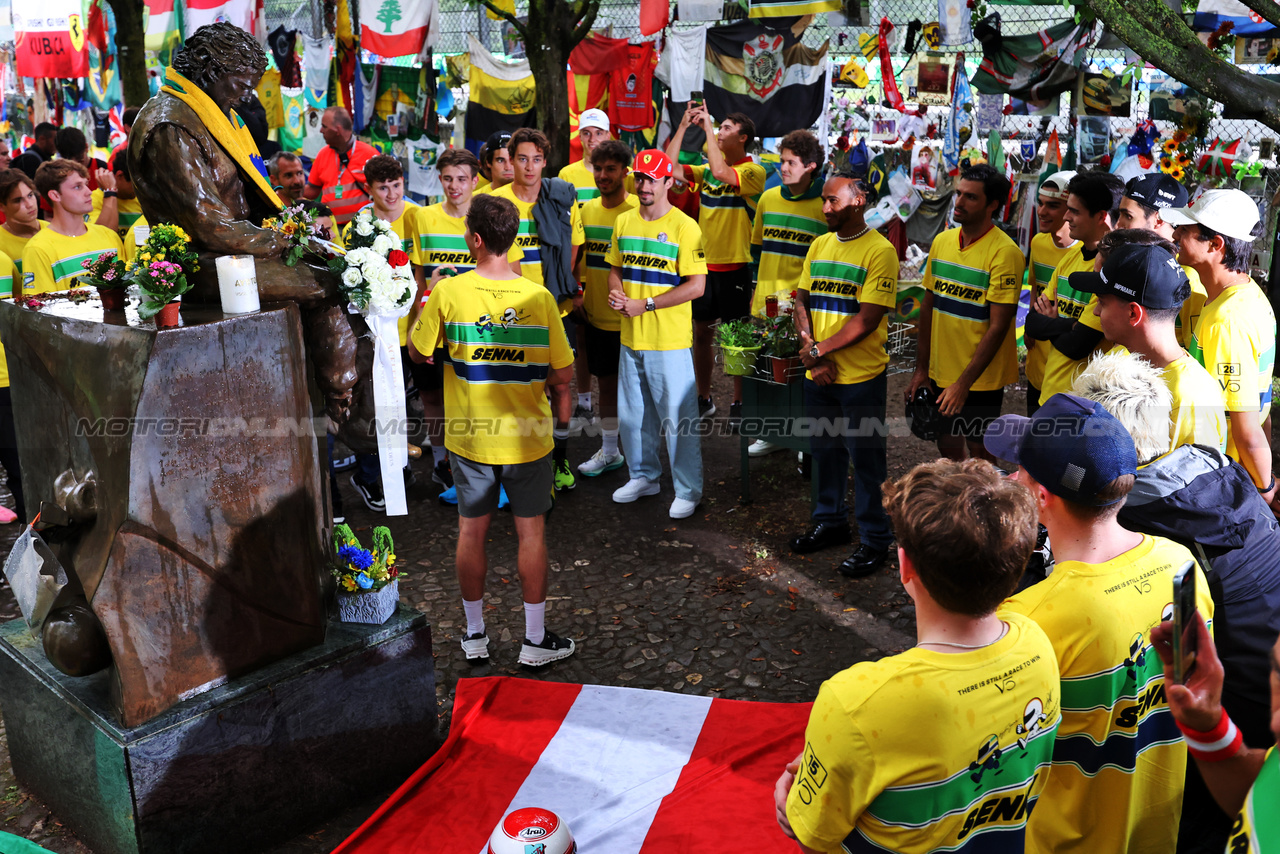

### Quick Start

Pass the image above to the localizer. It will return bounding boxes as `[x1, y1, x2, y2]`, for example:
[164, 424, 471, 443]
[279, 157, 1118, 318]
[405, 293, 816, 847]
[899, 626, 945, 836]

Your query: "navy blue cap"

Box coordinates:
[983, 393, 1138, 506]
[1070, 243, 1191, 311]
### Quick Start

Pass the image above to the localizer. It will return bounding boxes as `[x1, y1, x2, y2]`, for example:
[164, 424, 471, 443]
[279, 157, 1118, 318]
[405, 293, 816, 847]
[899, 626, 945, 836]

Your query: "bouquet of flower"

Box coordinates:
[331, 523, 398, 593]
[79, 251, 127, 290]
[134, 224, 199, 272]
[134, 259, 191, 320]
[262, 204, 321, 266]
[328, 208, 413, 315]
[714, 316, 766, 349]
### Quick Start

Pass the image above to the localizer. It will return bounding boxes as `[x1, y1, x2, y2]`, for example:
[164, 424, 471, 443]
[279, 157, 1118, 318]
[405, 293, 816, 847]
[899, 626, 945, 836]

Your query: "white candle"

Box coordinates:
[215, 255, 260, 314]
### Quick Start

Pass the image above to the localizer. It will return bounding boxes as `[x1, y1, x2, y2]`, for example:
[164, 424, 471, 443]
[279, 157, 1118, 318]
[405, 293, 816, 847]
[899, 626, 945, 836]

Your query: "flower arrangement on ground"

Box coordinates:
[332, 523, 398, 592]
[761, 313, 801, 358]
[79, 251, 126, 290]
[262, 204, 321, 266]
[129, 224, 200, 319]
[329, 207, 413, 313]
[714, 316, 766, 349]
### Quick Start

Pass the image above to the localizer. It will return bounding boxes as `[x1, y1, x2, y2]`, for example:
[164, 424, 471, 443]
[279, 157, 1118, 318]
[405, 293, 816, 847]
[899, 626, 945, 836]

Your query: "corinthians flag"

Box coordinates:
[703, 20, 829, 138]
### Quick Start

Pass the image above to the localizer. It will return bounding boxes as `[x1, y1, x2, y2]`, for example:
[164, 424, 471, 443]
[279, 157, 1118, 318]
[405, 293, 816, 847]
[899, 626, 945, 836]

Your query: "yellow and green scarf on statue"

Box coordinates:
[161, 67, 284, 210]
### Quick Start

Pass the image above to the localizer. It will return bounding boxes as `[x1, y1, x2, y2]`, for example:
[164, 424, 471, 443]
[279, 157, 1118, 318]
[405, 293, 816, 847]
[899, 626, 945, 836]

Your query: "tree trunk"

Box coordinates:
[525, 2, 574, 174]
[106, 0, 151, 108]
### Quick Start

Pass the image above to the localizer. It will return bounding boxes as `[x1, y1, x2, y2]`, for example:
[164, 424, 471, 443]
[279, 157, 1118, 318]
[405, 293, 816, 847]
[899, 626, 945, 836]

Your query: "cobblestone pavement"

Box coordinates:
[0, 370, 1010, 852]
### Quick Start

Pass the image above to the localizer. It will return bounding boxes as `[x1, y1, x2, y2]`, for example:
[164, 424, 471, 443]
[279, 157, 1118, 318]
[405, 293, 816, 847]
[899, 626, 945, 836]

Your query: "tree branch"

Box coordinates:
[1080, 0, 1280, 133]
[570, 0, 602, 46]
[1238, 0, 1280, 33]
[475, 0, 526, 39]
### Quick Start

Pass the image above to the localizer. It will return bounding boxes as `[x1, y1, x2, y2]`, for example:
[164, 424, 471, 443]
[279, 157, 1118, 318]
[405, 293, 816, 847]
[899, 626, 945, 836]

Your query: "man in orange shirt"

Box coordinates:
[303, 107, 377, 225]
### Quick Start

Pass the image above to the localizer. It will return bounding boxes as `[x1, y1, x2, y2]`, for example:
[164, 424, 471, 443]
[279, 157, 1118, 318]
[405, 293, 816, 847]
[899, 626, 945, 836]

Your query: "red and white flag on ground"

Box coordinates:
[333, 676, 812, 853]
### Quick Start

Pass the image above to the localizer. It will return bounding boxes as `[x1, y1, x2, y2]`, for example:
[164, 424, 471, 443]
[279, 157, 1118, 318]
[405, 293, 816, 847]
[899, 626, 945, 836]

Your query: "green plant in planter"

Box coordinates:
[715, 316, 765, 349]
[761, 314, 801, 358]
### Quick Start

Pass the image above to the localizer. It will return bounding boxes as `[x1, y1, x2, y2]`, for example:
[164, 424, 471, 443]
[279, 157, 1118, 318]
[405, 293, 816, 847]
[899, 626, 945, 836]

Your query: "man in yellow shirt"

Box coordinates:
[558, 108, 611, 207]
[1025, 170, 1077, 414]
[606, 149, 707, 520]
[89, 156, 143, 238]
[1083, 237, 1226, 453]
[477, 131, 515, 195]
[0, 250, 23, 524]
[22, 160, 124, 295]
[907, 164, 1024, 462]
[1114, 174, 1205, 350]
[666, 106, 766, 426]
[788, 174, 897, 577]
[1026, 171, 1125, 406]
[408, 193, 576, 667]
[987, 393, 1214, 854]
[1167, 189, 1276, 508]
[0, 170, 46, 280]
[777, 458, 1060, 854]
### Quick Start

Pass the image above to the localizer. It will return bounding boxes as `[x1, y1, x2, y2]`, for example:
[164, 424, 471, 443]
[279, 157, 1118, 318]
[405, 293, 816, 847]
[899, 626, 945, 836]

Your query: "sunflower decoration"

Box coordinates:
[1169, 165, 1186, 181]
[1172, 129, 1190, 145]
[1160, 138, 1179, 156]
[1159, 155, 1177, 174]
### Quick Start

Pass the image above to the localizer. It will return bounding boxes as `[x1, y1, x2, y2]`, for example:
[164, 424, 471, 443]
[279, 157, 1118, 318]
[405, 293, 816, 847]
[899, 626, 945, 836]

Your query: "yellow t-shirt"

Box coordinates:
[1003, 534, 1215, 854]
[570, 194, 638, 333]
[1038, 246, 1106, 405]
[89, 190, 145, 238]
[1163, 353, 1228, 453]
[800, 230, 898, 385]
[1175, 265, 1206, 351]
[606, 207, 707, 352]
[750, 185, 826, 316]
[1188, 280, 1277, 462]
[0, 222, 46, 275]
[1026, 232, 1076, 388]
[687, 161, 766, 266]
[122, 217, 150, 266]
[409, 203, 522, 278]
[557, 159, 599, 207]
[409, 270, 574, 465]
[343, 201, 421, 346]
[475, 175, 492, 193]
[1226, 746, 1280, 853]
[21, 224, 125, 295]
[0, 251, 15, 388]
[489, 185, 543, 286]
[923, 226, 1024, 391]
[786, 611, 1061, 854]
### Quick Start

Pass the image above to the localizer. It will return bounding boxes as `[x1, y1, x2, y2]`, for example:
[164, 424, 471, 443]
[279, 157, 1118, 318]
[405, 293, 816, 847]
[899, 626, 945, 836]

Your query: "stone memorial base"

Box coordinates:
[0, 607, 437, 854]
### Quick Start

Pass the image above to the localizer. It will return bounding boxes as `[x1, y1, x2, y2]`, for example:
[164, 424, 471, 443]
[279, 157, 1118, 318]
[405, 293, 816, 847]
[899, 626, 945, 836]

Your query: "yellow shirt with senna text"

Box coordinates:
[1004, 534, 1214, 854]
[799, 230, 898, 385]
[923, 226, 1024, 391]
[410, 270, 574, 466]
[607, 206, 706, 352]
[571, 194, 638, 332]
[21, 224, 124, 295]
[786, 611, 1061, 854]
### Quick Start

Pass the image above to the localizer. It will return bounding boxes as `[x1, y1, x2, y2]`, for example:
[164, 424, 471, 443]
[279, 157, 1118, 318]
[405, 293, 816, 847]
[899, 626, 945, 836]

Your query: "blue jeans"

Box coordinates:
[618, 346, 703, 503]
[805, 372, 892, 549]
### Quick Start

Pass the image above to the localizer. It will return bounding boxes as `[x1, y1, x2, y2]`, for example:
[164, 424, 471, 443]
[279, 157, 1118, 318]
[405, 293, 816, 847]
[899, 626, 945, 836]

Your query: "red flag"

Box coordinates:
[640, 0, 669, 36]
[878, 18, 904, 112]
[1046, 128, 1061, 166]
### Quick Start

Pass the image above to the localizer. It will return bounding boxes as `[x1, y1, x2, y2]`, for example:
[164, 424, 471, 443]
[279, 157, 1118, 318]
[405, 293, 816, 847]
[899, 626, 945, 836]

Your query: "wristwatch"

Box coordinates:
[645, 297, 657, 312]
[808, 342, 821, 360]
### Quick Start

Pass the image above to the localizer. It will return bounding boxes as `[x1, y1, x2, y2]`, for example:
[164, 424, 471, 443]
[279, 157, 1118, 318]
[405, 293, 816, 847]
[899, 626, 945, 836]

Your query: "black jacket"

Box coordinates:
[531, 177, 578, 305]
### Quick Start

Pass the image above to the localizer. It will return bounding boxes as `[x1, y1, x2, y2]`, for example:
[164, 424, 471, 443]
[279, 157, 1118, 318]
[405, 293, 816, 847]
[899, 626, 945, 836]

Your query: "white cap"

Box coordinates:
[1162, 188, 1261, 242]
[578, 109, 610, 133]
[1038, 170, 1077, 201]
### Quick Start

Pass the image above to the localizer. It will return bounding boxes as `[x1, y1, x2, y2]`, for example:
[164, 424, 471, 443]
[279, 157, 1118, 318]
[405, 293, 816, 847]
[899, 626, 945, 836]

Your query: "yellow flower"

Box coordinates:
[1170, 167, 1185, 181]
[388, 554, 396, 564]
[1160, 139, 1178, 155]
[342, 577, 357, 591]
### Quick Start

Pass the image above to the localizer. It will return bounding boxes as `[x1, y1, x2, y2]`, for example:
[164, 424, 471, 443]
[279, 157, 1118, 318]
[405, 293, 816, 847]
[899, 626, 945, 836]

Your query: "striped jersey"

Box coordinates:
[410, 270, 574, 465]
[686, 161, 765, 266]
[1025, 232, 1076, 388]
[344, 200, 420, 346]
[21, 224, 124, 296]
[1188, 280, 1276, 462]
[1226, 746, 1280, 853]
[0, 250, 14, 388]
[607, 207, 707, 351]
[799, 230, 898, 384]
[923, 226, 1024, 391]
[1038, 246, 1105, 405]
[750, 184, 825, 315]
[748, 0, 840, 15]
[1004, 534, 1215, 854]
[786, 612, 1061, 853]
[410, 203, 522, 278]
[0, 221, 44, 275]
[490, 184, 544, 286]
[558, 159, 599, 207]
[570, 194, 638, 332]
[89, 190, 145, 238]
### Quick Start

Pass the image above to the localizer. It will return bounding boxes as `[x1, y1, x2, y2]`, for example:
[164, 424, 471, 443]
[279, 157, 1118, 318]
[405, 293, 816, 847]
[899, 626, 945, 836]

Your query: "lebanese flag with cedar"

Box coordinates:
[332, 676, 811, 853]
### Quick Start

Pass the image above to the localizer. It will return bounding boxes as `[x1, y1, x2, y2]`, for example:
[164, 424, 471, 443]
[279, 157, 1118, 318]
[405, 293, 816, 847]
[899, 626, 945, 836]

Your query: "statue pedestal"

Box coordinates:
[0, 608, 438, 854]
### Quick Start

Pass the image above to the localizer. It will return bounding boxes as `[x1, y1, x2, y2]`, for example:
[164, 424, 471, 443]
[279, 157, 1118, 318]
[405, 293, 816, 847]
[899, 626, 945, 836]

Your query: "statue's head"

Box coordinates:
[172, 23, 268, 109]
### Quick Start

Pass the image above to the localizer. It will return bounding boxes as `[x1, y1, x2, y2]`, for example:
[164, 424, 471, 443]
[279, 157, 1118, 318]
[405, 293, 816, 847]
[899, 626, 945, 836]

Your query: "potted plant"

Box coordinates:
[715, 317, 764, 376]
[78, 251, 128, 311]
[131, 224, 199, 325]
[761, 314, 802, 383]
[332, 523, 400, 625]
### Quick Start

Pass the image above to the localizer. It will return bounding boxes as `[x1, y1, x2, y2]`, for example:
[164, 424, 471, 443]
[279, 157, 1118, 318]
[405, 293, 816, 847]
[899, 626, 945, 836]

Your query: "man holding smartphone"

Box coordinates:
[986, 393, 1214, 854]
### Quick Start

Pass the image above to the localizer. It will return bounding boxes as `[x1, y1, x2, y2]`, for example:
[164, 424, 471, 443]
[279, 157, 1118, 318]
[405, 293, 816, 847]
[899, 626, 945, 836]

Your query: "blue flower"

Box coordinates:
[338, 544, 374, 570]
[356, 573, 374, 589]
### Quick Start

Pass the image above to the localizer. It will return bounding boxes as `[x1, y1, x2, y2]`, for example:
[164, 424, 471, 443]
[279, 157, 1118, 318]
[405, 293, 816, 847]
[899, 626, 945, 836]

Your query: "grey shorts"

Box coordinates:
[450, 451, 555, 518]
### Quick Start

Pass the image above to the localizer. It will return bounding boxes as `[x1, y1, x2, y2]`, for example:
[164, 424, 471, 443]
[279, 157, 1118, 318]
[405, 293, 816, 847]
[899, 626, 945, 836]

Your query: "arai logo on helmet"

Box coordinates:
[519, 827, 548, 840]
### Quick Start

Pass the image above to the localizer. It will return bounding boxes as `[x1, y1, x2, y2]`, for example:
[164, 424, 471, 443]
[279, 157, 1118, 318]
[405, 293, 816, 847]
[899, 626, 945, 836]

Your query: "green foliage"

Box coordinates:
[715, 317, 765, 349]
[760, 314, 801, 357]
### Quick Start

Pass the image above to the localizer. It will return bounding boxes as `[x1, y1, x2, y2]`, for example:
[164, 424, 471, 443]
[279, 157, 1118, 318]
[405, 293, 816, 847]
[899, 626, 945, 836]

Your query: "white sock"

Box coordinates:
[432, 444, 447, 465]
[524, 601, 546, 645]
[463, 598, 485, 637]
[602, 428, 619, 457]
[553, 427, 570, 441]
[578, 392, 592, 410]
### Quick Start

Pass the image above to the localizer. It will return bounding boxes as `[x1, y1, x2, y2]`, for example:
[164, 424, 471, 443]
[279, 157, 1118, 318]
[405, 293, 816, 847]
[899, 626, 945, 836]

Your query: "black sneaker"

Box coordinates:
[698, 396, 716, 418]
[519, 629, 577, 666]
[728, 401, 743, 433]
[432, 459, 454, 488]
[350, 474, 385, 512]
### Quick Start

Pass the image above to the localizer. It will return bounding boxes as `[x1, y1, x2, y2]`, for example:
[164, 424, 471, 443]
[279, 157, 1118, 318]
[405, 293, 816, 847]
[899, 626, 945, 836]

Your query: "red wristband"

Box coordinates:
[1177, 708, 1243, 762]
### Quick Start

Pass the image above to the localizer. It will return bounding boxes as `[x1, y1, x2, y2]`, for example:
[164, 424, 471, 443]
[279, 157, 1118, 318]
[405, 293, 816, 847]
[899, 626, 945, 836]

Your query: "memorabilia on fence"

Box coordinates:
[911, 144, 939, 190]
[1077, 69, 1132, 117]
[1077, 115, 1111, 164]
[1235, 35, 1279, 64]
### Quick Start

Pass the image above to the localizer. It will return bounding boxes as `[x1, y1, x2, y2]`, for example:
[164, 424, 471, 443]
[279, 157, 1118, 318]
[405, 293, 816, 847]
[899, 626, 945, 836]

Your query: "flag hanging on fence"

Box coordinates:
[1192, 0, 1280, 35]
[332, 677, 811, 854]
[183, 0, 255, 37]
[971, 18, 1094, 103]
[465, 34, 536, 151]
[359, 0, 439, 58]
[703, 20, 829, 138]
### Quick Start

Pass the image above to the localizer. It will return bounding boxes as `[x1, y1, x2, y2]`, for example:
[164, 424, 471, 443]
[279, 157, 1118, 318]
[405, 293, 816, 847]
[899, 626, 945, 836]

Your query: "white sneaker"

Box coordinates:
[612, 477, 661, 503]
[461, 632, 490, 662]
[578, 449, 625, 476]
[748, 439, 785, 457]
[669, 497, 698, 519]
[568, 404, 599, 437]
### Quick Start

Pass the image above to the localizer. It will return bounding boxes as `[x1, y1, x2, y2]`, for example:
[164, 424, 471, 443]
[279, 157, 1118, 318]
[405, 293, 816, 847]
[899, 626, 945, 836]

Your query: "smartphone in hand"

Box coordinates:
[691, 90, 704, 110]
[1172, 560, 1198, 684]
